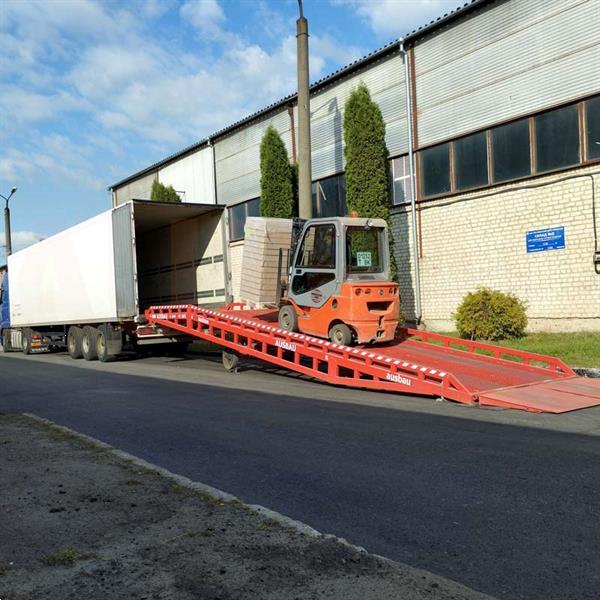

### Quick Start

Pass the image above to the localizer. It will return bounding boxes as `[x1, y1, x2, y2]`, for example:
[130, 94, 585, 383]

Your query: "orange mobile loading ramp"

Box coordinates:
[145, 304, 600, 414]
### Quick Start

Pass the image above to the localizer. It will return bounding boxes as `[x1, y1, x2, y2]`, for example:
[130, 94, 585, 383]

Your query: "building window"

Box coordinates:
[585, 96, 600, 161]
[228, 198, 259, 241]
[391, 155, 413, 204]
[311, 174, 346, 217]
[420, 143, 450, 198]
[454, 131, 488, 191]
[491, 118, 531, 183]
[535, 104, 580, 174]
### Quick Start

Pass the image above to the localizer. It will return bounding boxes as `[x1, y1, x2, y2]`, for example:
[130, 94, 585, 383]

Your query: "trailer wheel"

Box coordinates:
[278, 305, 298, 333]
[329, 323, 353, 346]
[22, 330, 32, 355]
[1, 329, 12, 352]
[67, 326, 84, 359]
[96, 325, 113, 363]
[222, 350, 240, 372]
[82, 326, 99, 361]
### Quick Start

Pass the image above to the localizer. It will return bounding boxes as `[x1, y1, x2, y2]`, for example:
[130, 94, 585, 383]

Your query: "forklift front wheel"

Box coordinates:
[329, 323, 353, 347]
[278, 305, 298, 333]
[222, 350, 240, 373]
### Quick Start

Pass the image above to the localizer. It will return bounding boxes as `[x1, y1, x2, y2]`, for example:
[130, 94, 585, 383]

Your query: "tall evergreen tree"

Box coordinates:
[259, 126, 293, 218]
[343, 83, 390, 218]
[343, 83, 396, 275]
[150, 180, 181, 203]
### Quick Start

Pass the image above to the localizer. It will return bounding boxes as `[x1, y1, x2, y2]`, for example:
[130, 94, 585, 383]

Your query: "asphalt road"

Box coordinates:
[1, 351, 599, 600]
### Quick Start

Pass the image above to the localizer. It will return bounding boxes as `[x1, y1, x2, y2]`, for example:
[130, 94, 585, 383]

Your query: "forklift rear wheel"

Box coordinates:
[329, 323, 353, 346]
[278, 305, 298, 333]
[222, 350, 239, 372]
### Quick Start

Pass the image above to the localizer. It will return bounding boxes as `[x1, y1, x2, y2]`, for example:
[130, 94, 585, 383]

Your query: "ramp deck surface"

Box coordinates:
[146, 305, 600, 414]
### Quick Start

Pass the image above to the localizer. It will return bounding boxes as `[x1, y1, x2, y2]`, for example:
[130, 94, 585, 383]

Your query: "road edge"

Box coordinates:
[22, 412, 364, 547]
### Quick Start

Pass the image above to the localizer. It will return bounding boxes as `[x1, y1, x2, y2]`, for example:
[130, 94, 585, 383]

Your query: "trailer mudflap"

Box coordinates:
[477, 376, 600, 413]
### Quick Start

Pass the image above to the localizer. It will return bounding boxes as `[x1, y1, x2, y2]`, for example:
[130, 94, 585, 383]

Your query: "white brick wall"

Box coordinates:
[392, 165, 600, 332]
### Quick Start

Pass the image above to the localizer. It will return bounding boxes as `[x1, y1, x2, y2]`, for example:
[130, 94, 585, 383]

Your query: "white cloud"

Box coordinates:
[0, 137, 103, 192]
[0, 0, 367, 190]
[180, 0, 226, 37]
[337, 0, 462, 38]
[0, 232, 45, 262]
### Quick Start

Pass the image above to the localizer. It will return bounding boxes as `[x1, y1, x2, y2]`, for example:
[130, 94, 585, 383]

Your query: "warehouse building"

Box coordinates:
[110, 0, 600, 331]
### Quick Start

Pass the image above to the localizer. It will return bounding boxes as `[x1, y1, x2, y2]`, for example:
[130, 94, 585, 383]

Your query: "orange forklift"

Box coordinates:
[278, 216, 400, 346]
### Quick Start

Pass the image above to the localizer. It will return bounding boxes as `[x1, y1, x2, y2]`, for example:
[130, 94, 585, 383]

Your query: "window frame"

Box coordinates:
[228, 197, 260, 242]
[391, 155, 413, 205]
[419, 142, 452, 199]
[311, 173, 347, 217]
[414, 93, 600, 203]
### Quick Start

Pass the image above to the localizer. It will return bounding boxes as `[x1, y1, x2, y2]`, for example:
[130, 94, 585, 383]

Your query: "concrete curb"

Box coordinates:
[22, 413, 366, 552]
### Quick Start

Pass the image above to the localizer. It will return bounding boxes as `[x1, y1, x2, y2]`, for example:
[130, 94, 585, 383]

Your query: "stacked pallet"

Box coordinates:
[240, 217, 292, 307]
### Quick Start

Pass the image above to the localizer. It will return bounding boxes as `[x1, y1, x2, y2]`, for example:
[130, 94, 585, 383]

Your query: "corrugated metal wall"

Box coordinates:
[214, 51, 408, 205]
[158, 146, 216, 204]
[215, 109, 293, 206]
[309, 52, 407, 180]
[115, 171, 157, 205]
[415, 0, 600, 147]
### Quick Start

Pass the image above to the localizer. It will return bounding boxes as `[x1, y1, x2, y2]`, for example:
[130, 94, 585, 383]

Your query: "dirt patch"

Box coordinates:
[0, 414, 490, 600]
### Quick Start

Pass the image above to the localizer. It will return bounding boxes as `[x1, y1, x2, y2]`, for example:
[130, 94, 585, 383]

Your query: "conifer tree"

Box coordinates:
[343, 83, 390, 219]
[150, 180, 181, 203]
[259, 126, 293, 218]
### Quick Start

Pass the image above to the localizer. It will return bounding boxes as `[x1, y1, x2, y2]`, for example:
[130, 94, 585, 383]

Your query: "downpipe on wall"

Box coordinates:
[400, 40, 422, 324]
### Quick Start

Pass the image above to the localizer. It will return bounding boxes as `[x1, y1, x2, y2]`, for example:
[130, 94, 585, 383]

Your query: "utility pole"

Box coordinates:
[296, 0, 312, 218]
[1, 187, 17, 259]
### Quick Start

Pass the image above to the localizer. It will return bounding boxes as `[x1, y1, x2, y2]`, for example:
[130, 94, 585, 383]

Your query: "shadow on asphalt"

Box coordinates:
[1, 355, 599, 600]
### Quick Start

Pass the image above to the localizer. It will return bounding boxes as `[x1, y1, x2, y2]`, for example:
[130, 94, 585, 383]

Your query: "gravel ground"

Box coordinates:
[0, 413, 492, 600]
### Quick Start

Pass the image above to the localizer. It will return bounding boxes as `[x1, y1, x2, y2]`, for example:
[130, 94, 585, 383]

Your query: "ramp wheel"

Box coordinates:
[329, 323, 353, 346]
[222, 350, 240, 372]
[278, 305, 298, 332]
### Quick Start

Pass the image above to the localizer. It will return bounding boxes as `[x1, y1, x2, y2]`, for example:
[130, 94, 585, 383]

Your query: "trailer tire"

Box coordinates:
[278, 305, 298, 333]
[96, 325, 113, 363]
[222, 350, 240, 372]
[22, 330, 32, 355]
[1, 329, 12, 352]
[329, 323, 353, 346]
[82, 326, 99, 361]
[67, 326, 84, 359]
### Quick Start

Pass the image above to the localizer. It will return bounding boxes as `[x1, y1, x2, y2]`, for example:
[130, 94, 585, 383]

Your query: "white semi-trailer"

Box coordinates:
[0, 200, 226, 361]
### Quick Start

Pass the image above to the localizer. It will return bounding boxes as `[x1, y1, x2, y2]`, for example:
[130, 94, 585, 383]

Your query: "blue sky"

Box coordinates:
[0, 0, 459, 259]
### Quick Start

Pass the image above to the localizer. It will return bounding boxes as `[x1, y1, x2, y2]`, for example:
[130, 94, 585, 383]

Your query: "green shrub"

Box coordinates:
[151, 180, 181, 203]
[453, 287, 527, 341]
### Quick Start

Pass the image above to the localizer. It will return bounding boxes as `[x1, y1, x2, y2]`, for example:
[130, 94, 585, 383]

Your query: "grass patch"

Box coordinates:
[415, 332, 600, 368]
[42, 548, 95, 567]
[0, 564, 13, 576]
[493, 332, 600, 368]
[257, 517, 282, 531]
[124, 479, 142, 486]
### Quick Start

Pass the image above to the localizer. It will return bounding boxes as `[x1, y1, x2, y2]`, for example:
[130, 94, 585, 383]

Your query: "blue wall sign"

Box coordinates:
[526, 226, 565, 253]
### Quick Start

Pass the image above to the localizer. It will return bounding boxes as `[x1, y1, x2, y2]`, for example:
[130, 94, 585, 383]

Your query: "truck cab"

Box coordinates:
[0, 269, 10, 349]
